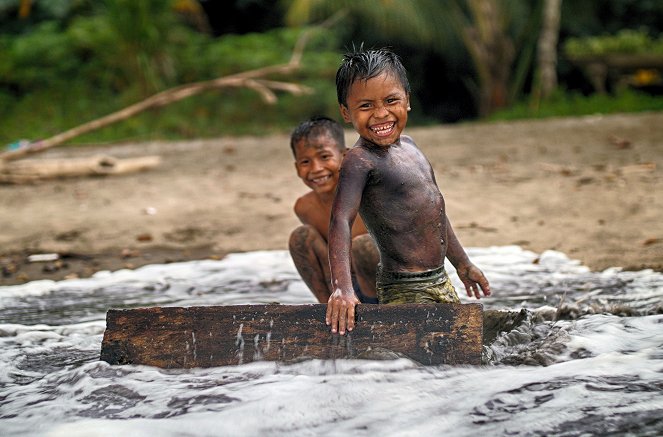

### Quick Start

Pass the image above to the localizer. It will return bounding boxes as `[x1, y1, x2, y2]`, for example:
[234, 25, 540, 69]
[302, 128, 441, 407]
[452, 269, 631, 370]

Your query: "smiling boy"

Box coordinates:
[327, 48, 490, 335]
[288, 117, 379, 304]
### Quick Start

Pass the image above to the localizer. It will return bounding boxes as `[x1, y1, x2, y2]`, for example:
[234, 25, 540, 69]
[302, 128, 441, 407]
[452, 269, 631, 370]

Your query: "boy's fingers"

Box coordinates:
[463, 280, 481, 299]
[325, 299, 338, 332]
[347, 304, 356, 332]
[464, 281, 473, 297]
[327, 295, 359, 334]
[338, 306, 347, 335]
[330, 303, 339, 333]
[325, 302, 333, 325]
[480, 278, 491, 296]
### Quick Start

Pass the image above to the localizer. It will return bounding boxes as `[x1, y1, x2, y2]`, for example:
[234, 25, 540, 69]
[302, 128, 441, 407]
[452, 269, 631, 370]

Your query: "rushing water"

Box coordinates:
[1, 246, 662, 436]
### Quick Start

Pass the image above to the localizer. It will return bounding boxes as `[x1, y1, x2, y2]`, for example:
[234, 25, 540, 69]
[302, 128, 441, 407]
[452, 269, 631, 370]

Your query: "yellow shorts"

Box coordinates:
[377, 265, 460, 304]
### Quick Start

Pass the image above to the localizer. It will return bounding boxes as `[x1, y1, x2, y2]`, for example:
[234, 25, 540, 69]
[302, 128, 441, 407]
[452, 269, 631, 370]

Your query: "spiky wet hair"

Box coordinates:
[289, 116, 345, 157]
[335, 46, 411, 107]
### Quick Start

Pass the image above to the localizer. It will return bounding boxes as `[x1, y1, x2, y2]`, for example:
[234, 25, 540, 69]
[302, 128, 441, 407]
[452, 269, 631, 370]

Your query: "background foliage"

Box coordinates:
[0, 0, 662, 146]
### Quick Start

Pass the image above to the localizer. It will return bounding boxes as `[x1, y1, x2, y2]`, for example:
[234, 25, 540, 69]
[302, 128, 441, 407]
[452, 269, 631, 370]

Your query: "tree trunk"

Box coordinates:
[0, 155, 161, 184]
[537, 0, 562, 98]
[461, 0, 515, 117]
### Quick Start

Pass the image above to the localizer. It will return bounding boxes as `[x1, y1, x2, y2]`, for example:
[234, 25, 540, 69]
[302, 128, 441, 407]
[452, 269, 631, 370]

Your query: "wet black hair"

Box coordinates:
[335, 46, 411, 107]
[289, 116, 345, 157]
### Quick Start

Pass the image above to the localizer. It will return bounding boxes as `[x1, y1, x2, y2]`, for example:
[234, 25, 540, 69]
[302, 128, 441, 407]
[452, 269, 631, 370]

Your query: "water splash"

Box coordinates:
[1, 247, 662, 436]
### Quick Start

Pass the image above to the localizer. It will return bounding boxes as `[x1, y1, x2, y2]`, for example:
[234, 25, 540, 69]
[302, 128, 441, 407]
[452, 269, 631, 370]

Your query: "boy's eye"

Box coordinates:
[299, 159, 309, 165]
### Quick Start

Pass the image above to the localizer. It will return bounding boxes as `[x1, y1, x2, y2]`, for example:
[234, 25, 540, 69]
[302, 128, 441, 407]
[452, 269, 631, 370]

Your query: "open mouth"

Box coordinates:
[370, 122, 395, 137]
[309, 175, 332, 185]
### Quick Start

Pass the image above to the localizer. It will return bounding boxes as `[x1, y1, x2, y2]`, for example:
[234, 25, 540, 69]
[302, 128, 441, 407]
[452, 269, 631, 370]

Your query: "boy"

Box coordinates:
[327, 48, 491, 334]
[288, 116, 380, 304]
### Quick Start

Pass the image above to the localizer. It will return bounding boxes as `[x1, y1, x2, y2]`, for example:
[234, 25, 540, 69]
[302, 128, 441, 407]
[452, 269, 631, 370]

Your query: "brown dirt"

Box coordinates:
[1, 112, 662, 285]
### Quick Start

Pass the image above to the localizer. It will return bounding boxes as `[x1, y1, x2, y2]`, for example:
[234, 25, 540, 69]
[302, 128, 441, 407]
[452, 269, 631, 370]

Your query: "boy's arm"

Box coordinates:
[327, 156, 367, 334]
[445, 216, 491, 299]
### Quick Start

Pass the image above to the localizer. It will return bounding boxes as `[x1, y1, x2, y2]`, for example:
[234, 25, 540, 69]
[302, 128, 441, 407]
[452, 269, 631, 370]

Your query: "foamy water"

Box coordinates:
[1, 246, 662, 436]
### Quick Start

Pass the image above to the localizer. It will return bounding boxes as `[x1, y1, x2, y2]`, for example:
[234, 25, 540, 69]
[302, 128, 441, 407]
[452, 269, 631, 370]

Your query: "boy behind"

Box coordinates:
[327, 48, 490, 334]
[288, 117, 379, 304]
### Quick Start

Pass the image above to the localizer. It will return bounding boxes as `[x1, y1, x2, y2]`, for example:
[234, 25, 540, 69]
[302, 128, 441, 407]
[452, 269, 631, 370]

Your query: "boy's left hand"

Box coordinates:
[326, 289, 360, 335]
[457, 264, 491, 299]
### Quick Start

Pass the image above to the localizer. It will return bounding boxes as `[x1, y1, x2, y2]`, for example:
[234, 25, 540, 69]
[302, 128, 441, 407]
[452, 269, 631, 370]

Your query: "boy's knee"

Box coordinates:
[351, 234, 379, 273]
[289, 225, 308, 249]
[351, 234, 377, 259]
[289, 225, 322, 251]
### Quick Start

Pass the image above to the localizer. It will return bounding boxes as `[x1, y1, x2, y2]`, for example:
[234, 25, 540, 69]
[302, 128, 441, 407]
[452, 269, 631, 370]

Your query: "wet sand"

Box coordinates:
[1, 112, 661, 285]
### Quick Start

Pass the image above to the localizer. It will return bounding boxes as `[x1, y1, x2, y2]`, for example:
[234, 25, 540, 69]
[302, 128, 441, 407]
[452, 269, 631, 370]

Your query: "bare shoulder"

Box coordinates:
[401, 133, 415, 143]
[341, 143, 375, 171]
[400, 134, 418, 148]
[401, 135, 430, 161]
[293, 191, 318, 223]
[345, 141, 372, 159]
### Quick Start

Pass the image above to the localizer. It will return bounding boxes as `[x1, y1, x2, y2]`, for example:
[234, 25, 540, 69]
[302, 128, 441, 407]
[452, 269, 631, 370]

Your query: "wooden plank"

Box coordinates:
[100, 303, 483, 367]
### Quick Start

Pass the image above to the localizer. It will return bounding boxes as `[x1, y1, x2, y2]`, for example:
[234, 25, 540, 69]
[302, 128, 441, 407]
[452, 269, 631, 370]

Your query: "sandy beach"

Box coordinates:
[1, 112, 661, 285]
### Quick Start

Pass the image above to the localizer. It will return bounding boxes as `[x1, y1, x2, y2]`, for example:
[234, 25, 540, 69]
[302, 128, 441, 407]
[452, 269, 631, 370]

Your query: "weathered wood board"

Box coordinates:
[100, 303, 483, 367]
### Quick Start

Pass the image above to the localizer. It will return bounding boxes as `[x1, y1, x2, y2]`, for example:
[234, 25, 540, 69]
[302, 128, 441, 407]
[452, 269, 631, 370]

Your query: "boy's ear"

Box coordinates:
[339, 104, 351, 123]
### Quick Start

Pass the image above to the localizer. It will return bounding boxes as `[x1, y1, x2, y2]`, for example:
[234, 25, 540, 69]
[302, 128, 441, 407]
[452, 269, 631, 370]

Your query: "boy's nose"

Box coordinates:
[374, 105, 389, 118]
[310, 158, 323, 171]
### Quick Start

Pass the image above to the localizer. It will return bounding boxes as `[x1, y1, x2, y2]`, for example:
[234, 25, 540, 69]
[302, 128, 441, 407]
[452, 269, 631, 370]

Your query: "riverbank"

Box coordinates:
[1, 112, 661, 285]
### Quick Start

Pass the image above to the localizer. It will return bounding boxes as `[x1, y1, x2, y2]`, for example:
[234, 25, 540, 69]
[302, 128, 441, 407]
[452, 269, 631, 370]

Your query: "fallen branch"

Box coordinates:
[1, 12, 346, 162]
[0, 155, 161, 184]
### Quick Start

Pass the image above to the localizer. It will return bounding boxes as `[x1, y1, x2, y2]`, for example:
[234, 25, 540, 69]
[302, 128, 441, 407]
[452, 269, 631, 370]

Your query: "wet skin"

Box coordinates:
[294, 134, 343, 201]
[289, 134, 378, 303]
[327, 72, 490, 335]
[292, 134, 369, 246]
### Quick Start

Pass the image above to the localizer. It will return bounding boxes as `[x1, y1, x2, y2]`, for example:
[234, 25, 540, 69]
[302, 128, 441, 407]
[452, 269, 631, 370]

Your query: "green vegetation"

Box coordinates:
[488, 89, 663, 121]
[0, 1, 341, 146]
[564, 29, 663, 57]
[1, 0, 663, 148]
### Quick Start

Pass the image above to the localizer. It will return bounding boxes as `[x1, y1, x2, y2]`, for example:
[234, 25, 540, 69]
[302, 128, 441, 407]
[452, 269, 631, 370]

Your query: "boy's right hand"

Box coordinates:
[326, 289, 359, 335]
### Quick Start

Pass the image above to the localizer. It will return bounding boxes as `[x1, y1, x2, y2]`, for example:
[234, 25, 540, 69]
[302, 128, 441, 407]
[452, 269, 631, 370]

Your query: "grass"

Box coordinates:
[0, 81, 340, 147]
[3, 86, 662, 150]
[488, 88, 663, 121]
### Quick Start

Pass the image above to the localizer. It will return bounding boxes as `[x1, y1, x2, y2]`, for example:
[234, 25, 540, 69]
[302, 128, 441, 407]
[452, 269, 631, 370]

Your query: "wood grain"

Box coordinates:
[100, 303, 483, 367]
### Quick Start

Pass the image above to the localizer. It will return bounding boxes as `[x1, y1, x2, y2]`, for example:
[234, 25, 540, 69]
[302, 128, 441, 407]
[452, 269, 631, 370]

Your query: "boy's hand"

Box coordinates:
[457, 263, 491, 299]
[326, 289, 360, 335]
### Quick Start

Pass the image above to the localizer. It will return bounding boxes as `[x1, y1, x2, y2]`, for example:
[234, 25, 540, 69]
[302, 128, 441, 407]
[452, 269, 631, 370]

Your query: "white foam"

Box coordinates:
[1, 247, 662, 436]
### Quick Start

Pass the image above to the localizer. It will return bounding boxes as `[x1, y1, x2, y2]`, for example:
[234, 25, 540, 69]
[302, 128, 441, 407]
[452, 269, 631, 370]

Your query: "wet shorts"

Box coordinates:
[376, 265, 460, 304]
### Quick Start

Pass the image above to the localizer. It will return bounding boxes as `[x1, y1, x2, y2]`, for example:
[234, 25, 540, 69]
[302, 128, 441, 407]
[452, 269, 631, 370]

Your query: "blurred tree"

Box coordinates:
[198, 0, 283, 36]
[0, 0, 92, 34]
[561, 0, 663, 37]
[535, 0, 562, 99]
[94, 0, 182, 95]
[284, 0, 540, 117]
[18, 0, 31, 18]
[452, 0, 515, 115]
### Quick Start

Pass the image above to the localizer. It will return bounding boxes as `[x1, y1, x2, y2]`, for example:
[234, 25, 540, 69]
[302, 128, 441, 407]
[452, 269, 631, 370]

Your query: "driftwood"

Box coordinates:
[0, 12, 345, 163]
[100, 303, 484, 367]
[0, 155, 161, 184]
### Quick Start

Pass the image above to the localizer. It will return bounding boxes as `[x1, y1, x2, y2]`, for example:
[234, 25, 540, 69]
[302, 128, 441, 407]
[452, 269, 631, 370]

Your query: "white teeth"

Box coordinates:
[371, 123, 394, 134]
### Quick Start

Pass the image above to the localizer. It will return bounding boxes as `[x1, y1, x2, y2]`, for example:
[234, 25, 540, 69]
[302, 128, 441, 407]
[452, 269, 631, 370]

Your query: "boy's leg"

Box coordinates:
[351, 234, 379, 300]
[288, 225, 332, 303]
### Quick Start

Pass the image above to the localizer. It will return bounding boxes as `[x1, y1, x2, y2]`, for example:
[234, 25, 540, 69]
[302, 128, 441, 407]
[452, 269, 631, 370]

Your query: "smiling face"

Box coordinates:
[340, 72, 410, 147]
[293, 133, 345, 197]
